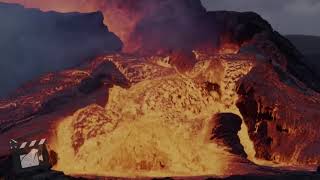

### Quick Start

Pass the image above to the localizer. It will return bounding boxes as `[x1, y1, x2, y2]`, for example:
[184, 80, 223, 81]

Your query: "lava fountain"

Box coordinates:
[48, 50, 260, 177]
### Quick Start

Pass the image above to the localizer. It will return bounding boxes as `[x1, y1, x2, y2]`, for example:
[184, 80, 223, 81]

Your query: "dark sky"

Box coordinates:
[201, 0, 320, 36]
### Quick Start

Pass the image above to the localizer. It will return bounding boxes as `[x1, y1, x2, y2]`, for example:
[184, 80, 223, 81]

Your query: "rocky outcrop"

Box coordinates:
[207, 113, 247, 158]
[236, 61, 320, 164]
[0, 2, 122, 97]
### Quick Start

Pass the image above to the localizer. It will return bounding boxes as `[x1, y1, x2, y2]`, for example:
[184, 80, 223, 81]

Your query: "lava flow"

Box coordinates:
[49, 50, 259, 177]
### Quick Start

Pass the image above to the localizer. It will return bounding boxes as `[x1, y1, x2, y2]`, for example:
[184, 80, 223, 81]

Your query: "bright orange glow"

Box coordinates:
[48, 51, 259, 177]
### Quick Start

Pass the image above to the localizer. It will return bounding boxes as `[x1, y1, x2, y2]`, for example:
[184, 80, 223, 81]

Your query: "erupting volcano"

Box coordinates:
[0, 0, 320, 179]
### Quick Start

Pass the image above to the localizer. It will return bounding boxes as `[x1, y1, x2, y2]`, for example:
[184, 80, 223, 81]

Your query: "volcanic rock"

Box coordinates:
[0, 2, 122, 97]
[236, 61, 320, 163]
[207, 113, 247, 158]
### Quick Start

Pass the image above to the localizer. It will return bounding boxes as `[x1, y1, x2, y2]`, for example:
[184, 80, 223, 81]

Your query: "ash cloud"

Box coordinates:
[201, 0, 320, 36]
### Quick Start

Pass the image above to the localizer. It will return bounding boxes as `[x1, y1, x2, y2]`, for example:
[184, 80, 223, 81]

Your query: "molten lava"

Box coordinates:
[48, 51, 259, 177]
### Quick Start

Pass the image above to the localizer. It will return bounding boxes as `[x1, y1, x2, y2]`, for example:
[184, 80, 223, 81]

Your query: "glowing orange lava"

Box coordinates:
[48, 51, 260, 177]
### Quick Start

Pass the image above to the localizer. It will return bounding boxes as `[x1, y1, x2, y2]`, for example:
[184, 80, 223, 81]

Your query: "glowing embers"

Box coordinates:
[50, 57, 255, 177]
